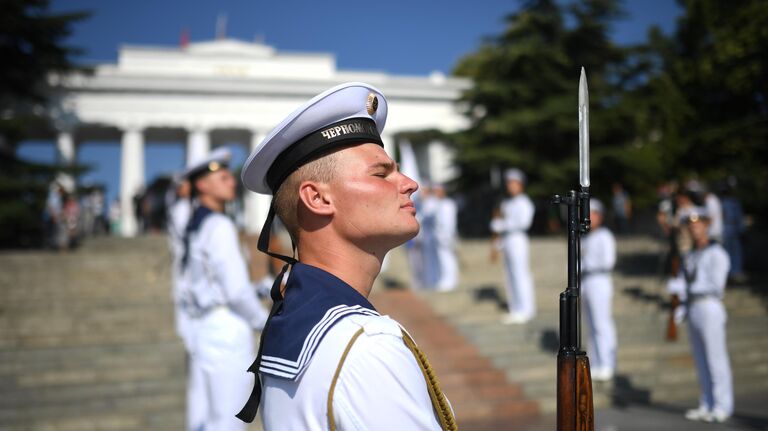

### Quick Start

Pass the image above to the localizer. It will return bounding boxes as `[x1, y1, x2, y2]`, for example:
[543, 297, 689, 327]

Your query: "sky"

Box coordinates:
[19, 0, 682, 203]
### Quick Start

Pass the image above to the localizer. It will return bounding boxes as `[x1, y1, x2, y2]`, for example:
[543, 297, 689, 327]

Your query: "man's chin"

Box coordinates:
[377, 226, 419, 250]
[396, 225, 420, 245]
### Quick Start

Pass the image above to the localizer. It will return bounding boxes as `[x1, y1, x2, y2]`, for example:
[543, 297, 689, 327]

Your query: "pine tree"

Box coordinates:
[0, 0, 89, 246]
[645, 0, 768, 216]
[453, 0, 638, 201]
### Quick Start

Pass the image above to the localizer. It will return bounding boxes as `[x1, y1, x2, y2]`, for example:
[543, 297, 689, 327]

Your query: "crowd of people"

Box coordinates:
[657, 178, 747, 283]
[42, 179, 109, 250]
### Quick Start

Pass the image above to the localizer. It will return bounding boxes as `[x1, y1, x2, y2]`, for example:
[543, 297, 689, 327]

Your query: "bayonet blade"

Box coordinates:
[579, 67, 590, 188]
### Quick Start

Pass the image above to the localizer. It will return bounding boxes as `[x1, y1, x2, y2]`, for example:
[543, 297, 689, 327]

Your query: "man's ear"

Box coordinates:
[298, 181, 334, 216]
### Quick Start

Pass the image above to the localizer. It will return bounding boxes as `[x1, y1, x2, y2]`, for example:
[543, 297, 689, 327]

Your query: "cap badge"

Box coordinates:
[208, 161, 221, 172]
[366, 93, 378, 115]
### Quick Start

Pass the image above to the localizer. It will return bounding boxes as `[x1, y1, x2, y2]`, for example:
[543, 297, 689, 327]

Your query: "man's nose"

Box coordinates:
[400, 173, 418, 195]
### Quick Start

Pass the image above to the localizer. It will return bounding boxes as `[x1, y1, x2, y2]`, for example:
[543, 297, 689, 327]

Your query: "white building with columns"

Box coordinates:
[50, 39, 471, 237]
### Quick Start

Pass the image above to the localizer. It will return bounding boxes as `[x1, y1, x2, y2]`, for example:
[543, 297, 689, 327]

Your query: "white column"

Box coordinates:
[55, 130, 76, 192]
[381, 132, 395, 159]
[56, 131, 75, 164]
[243, 130, 272, 234]
[428, 139, 458, 184]
[186, 128, 210, 165]
[120, 127, 145, 237]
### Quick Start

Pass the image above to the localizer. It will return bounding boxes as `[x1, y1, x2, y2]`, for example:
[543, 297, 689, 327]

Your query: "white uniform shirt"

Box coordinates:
[434, 197, 457, 247]
[167, 198, 191, 260]
[167, 198, 192, 344]
[581, 226, 616, 276]
[262, 314, 443, 430]
[667, 243, 730, 300]
[419, 196, 439, 241]
[490, 194, 535, 237]
[252, 263, 447, 430]
[705, 194, 724, 239]
[181, 213, 267, 329]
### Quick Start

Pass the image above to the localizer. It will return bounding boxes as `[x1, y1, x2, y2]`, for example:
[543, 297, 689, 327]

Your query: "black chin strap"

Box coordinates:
[236, 204, 296, 423]
[257, 205, 297, 264]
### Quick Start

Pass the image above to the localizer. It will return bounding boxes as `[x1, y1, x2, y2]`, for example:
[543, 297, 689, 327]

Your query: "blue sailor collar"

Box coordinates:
[259, 263, 379, 380]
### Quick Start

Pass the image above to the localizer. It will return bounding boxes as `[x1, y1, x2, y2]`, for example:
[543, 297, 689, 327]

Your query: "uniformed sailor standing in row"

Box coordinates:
[666, 207, 733, 423]
[490, 168, 536, 324]
[580, 199, 617, 381]
[236, 82, 457, 430]
[179, 147, 269, 431]
[166, 175, 192, 348]
[429, 184, 459, 291]
[419, 183, 458, 291]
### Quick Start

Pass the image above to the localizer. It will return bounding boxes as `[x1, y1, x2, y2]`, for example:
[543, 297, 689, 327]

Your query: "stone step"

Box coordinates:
[432, 298, 767, 321]
[1, 361, 184, 392]
[0, 377, 185, 409]
[472, 334, 768, 360]
[0, 328, 179, 349]
[0, 412, 185, 431]
[0, 342, 184, 368]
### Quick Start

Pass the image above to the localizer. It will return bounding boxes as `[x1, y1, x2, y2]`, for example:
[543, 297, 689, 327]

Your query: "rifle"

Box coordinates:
[551, 67, 594, 431]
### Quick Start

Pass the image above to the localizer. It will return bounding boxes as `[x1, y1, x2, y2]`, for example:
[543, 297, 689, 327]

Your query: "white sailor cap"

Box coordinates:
[184, 147, 232, 180]
[505, 168, 526, 184]
[590, 198, 604, 214]
[242, 82, 388, 195]
[683, 206, 710, 223]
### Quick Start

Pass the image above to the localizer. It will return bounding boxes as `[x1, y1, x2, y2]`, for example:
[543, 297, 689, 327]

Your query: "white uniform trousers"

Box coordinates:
[436, 242, 458, 291]
[582, 274, 617, 372]
[187, 308, 255, 431]
[421, 235, 441, 289]
[688, 297, 733, 415]
[501, 233, 535, 317]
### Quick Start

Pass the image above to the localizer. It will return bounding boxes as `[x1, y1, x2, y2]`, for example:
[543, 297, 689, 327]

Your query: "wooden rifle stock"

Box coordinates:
[557, 352, 594, 431]
[665, 254, 681, 341]
[666, 294, 680, 341]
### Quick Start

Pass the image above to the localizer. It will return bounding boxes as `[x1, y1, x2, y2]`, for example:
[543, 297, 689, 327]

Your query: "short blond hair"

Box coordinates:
[273, 152, 339, 244]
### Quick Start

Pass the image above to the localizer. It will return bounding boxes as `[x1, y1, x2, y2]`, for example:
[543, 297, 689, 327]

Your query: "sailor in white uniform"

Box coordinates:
[667, 207, 733, 423]
[580, 199, 617, 381]
[418, 184, 441, 289]
[167, 175, 192, 348]
[490, 168, 536, 324]
[431, 184, 459, 291]
[236, 82, 457, 430]
[179, 148, 269, 431]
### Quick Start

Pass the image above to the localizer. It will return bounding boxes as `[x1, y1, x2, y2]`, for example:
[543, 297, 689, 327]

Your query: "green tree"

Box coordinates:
[644, 0, 768, 216]
[0, 0, 89, 246]
[452, 0, 653, 207]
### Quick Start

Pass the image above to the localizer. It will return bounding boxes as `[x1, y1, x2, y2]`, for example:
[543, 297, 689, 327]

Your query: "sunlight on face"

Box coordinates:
[198, 169, 236, 202]
[329, 144, 419, 251]
[590, 210, 603, 228]
[506, 179, 523, 196]
[687, 219, 710, 245]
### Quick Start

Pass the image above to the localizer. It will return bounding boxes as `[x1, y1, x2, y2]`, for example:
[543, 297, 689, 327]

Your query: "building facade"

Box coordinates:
[50, 39, 470, 236]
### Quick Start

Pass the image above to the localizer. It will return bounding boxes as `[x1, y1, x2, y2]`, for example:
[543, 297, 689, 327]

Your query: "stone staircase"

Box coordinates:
[0, 237, 270, 431]
[381, 237, 768, 415]
[1, 235, 765, 430]
[0, 237, 188, 430]
[371, 288, 540, 431]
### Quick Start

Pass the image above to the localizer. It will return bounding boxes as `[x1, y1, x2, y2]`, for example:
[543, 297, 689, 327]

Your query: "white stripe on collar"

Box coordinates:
[260, 304, 379, 379]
